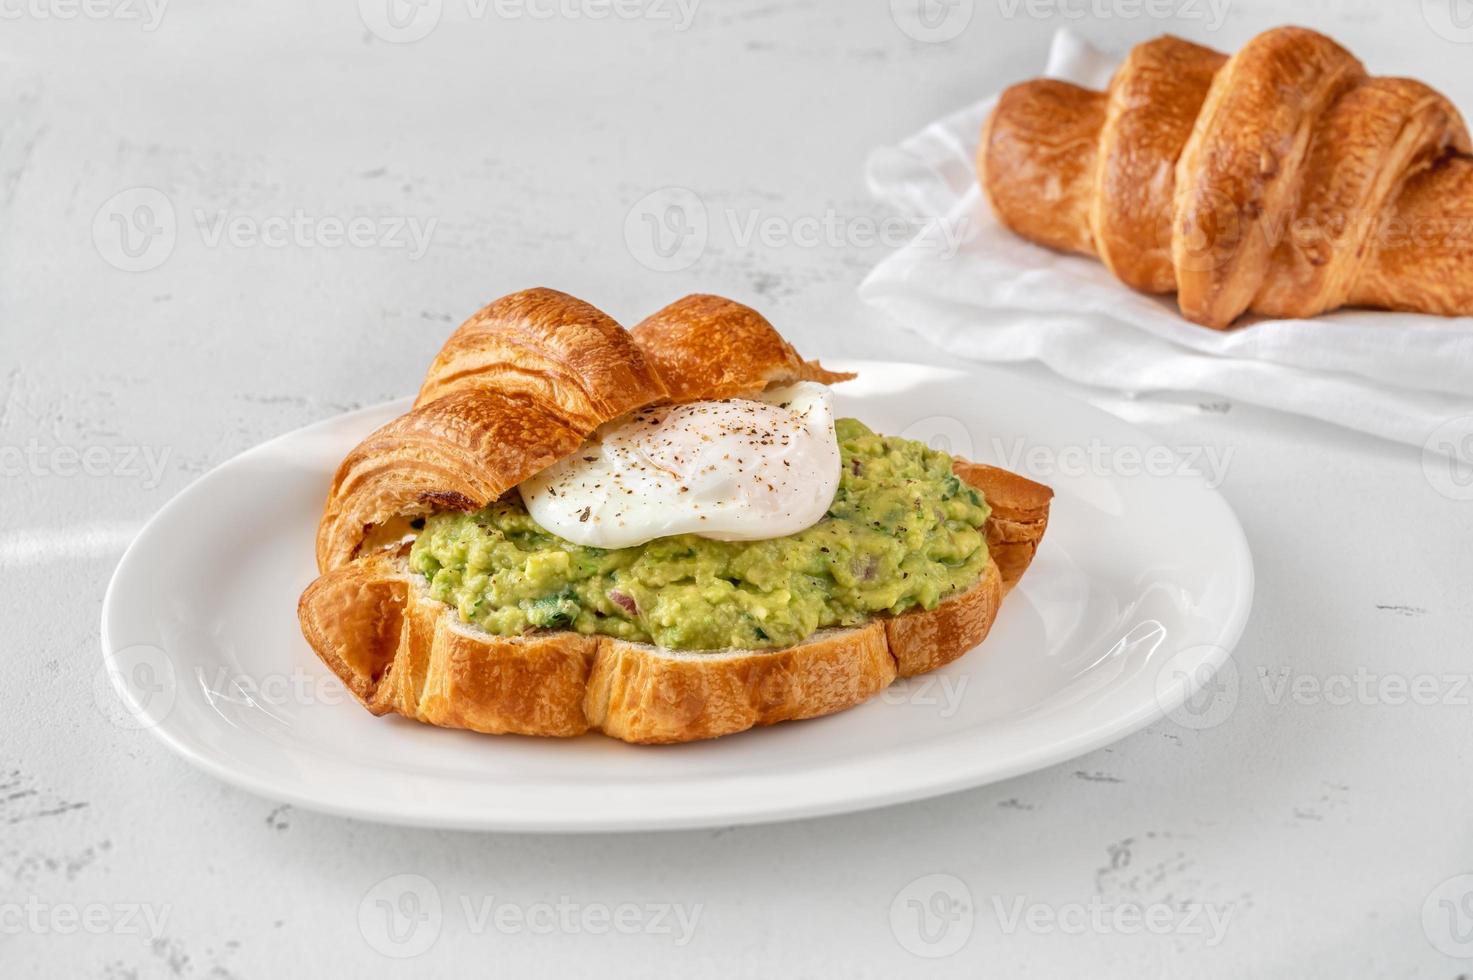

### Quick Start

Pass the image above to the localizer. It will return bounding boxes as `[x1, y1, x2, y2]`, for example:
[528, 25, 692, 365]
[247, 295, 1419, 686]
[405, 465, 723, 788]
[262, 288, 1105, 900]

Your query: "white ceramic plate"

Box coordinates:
[100, 362, 1253, 832]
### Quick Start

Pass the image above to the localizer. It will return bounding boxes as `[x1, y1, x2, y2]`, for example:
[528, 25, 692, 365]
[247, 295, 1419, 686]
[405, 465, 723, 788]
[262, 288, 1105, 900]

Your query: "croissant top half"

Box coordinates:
[981, 26, 1473, 328]
[314, 288, 854, 572]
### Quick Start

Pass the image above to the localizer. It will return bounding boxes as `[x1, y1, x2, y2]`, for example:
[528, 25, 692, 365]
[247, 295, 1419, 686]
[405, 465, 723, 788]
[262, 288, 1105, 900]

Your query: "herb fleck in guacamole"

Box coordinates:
[408, 418, 990, 651]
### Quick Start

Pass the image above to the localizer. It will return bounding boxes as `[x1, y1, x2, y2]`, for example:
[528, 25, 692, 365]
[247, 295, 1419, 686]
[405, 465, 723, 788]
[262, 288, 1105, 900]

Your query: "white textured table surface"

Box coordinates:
[6, 2, 1473, 976]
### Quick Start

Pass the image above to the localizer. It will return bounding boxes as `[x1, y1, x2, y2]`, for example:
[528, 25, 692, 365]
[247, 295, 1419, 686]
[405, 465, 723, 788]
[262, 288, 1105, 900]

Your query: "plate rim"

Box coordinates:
[100, 359, 1255, 832]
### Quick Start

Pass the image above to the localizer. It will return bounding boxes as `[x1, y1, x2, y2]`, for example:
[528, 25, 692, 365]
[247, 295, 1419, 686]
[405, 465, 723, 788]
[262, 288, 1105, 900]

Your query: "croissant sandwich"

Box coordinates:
[298, 288, 1051, 744]
[980, 25, 1473, 328]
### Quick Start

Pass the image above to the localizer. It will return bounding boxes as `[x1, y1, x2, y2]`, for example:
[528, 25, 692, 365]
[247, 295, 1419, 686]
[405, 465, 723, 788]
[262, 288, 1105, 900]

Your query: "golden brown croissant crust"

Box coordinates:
[632, 293, 856, 402]
[980, 26, 1473, 328]
[300, 287, 1052, 743]
[315, 289, 851, 572]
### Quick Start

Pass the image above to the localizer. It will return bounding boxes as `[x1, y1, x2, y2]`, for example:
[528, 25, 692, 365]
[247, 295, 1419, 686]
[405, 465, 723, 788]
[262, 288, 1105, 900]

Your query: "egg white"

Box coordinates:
[519, 381, 842, 549]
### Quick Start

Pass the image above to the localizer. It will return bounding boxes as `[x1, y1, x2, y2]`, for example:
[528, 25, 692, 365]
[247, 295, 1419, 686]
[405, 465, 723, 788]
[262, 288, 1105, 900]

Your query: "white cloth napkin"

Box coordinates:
[859, 28, 1473, 463]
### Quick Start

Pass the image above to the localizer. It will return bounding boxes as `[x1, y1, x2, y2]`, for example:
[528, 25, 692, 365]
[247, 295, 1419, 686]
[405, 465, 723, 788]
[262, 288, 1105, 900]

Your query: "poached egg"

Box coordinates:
[519, 381, 841, 549]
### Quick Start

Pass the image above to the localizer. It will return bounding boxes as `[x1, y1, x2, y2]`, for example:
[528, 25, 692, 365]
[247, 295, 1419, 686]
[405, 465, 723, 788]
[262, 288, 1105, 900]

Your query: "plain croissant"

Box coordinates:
[979, 26, 1473, 329]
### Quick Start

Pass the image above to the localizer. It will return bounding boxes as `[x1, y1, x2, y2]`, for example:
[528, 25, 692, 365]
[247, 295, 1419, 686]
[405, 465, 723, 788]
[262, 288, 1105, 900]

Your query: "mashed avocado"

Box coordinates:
[408, 418, 989, 651]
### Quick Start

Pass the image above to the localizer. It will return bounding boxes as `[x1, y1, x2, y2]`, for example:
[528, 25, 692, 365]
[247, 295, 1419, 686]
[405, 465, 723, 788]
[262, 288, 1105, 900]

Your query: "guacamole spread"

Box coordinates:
[408, 419, 990, 651]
